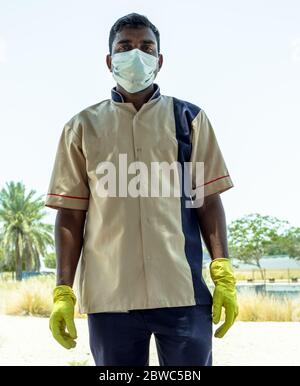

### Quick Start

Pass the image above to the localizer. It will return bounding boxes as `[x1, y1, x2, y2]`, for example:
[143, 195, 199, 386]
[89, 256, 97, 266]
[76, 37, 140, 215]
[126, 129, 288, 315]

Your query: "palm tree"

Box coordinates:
[0, 181, 54, 280]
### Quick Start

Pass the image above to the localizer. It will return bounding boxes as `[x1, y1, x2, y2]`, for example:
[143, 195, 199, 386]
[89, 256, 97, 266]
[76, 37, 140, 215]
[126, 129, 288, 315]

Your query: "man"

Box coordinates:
[46, 13, 238, 366]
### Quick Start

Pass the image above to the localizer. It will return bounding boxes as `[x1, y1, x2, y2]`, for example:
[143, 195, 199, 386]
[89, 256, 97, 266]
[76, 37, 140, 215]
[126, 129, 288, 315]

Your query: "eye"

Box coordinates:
[142, 45, 154, 54]
[117, 44, 132, 52]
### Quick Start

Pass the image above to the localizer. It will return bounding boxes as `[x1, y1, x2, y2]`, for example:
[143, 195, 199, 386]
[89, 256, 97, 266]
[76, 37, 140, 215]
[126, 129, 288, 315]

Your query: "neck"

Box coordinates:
[116, 84, 155, 111]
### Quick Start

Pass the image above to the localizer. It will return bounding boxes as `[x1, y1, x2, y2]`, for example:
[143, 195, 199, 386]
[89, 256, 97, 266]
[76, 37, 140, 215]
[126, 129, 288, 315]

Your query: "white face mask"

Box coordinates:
[111, 48, 159, 93]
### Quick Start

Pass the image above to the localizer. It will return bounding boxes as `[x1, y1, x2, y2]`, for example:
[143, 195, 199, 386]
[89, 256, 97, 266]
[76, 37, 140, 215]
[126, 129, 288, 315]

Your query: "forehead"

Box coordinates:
[114, 26, 157, 45]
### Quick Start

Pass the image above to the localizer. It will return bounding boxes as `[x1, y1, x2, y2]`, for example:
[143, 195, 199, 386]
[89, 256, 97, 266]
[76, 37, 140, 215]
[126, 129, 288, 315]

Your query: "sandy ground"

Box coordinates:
[0, 315, 300, 366]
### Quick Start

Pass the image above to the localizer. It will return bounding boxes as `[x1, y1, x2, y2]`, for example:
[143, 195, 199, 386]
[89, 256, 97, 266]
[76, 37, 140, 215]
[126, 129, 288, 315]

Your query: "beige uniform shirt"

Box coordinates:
[45, 83, 234, 314]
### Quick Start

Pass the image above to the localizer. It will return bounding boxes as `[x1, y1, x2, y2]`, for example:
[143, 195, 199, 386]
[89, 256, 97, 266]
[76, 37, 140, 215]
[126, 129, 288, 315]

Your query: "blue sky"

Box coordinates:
[0, 0, 300, 226]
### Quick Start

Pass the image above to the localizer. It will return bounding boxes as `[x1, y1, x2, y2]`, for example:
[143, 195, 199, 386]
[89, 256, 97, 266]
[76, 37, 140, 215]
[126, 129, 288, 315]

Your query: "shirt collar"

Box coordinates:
[111, 83, 161, 103]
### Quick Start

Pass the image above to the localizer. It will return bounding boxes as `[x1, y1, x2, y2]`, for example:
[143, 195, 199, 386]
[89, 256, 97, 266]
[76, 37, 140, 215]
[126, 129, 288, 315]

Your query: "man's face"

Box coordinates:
[106, 26, 163, 76]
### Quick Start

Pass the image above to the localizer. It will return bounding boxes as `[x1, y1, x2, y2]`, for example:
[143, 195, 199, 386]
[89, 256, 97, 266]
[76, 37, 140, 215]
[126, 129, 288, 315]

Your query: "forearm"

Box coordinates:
[55, 208, 87, 287]
[195, 192, 229, 260]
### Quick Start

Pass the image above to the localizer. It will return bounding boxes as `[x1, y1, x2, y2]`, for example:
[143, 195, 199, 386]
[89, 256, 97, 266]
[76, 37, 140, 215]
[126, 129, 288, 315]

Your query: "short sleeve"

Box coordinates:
[45, 119, 90, 210]
[190, 109, 234, 197]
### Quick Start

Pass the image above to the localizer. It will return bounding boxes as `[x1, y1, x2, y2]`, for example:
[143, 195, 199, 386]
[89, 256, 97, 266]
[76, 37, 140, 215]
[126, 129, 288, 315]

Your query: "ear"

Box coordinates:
[158, 53, 163, 72]
[106, 54, 112, 72]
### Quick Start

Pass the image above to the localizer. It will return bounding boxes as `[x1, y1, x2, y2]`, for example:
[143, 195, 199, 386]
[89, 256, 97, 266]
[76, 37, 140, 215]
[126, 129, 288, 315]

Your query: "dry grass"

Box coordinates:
[236, 293, 300, 322]
[1, 275, 300, 321]
[0, 276, 85, 318]
[2, 277, 53, 317]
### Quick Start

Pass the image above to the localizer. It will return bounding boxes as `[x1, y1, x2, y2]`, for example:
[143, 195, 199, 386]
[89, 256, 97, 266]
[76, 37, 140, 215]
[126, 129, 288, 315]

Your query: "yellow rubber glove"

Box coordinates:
[49, 285, 77, 349]
[210, 258, 238, 338]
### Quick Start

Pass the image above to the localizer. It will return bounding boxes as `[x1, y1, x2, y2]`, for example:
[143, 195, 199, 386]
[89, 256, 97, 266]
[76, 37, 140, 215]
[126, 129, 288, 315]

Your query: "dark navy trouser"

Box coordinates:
[88, 304, 212, 366]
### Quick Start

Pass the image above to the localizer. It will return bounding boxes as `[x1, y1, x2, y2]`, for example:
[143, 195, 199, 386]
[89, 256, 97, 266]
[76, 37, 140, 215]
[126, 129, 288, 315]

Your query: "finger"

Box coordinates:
[58, 319, 72, 339]
[60, 331, 72, 339]
[56, 320, 76, 349]
[65, 317, 77, 339]
[50, 316, 76, 349]
[57, 315, 76, 339]
[213, 301, 222, 324]
[214, 304, 235, 338]
[234, 306, 239, 322]
[50, 315, 62, 339]
[54, 333, 76, 349]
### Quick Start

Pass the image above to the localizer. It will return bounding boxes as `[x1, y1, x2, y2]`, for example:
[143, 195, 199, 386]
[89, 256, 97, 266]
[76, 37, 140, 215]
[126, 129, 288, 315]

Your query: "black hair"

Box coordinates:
[109, 12, 160, 54]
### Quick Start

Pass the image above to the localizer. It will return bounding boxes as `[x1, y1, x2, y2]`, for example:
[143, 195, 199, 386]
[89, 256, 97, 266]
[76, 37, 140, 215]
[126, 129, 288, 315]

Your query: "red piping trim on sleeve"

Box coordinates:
[47, 193, 89, 200]
[204, 174, 230, 186]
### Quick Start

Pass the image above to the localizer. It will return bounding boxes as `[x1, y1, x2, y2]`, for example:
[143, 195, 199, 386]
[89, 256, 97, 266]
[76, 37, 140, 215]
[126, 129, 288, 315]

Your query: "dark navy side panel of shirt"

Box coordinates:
[172, 97, 213, 305]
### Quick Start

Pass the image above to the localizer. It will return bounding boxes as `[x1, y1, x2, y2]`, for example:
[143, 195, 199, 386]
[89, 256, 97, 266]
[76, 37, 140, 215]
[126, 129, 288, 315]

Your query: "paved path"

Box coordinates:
[0, 316, 300, 366]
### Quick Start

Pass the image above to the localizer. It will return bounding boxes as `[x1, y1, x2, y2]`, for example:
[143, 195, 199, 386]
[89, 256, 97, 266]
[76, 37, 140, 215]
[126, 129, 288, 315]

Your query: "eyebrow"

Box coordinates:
[116, 39, 156, 45]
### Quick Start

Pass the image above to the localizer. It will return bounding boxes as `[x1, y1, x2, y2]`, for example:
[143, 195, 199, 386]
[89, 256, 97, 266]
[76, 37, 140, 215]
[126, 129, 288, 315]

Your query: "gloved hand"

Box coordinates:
[49, 285, 77, 349]
[210, 258, 238, 338]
